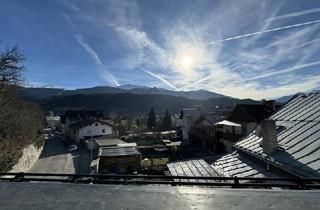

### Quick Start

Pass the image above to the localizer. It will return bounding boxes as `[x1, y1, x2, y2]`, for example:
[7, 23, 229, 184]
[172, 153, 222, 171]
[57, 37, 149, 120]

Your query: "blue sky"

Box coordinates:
[1, 0, 320, 99]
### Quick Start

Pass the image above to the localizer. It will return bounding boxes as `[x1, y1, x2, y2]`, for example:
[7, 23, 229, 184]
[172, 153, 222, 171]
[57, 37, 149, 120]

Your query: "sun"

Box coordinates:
[170, 41, 209, 77]
[179, 53, 195, 70]
[174, 45, 200, 75]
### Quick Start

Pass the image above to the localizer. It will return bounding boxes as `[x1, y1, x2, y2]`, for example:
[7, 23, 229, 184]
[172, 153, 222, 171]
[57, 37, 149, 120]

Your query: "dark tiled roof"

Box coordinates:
[65, 110, 103, 120]
[228, 104, 275, 123]
[234, 93, 320, 178]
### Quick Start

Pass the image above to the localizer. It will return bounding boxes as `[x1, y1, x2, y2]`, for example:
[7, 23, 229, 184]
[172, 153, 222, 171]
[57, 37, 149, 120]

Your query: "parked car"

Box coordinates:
[69, 145, 78, 152]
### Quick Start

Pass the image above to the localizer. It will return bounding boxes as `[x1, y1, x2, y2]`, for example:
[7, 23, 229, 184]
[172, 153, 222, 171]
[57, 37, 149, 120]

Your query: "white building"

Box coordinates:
[69, 120, 114, 143]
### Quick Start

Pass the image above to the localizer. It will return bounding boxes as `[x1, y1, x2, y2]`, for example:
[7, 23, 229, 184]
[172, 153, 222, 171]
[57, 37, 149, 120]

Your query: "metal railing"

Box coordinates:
[1, 172, 320, 189]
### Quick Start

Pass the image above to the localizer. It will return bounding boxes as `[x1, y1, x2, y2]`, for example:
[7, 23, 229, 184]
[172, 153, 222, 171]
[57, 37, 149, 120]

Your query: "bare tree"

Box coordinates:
[0, 46, 25, 85]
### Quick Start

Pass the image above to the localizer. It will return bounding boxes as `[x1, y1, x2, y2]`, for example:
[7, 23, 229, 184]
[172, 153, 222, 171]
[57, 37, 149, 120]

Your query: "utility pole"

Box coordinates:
[88, 130, 93, 161]
[90, 134, 93, 161]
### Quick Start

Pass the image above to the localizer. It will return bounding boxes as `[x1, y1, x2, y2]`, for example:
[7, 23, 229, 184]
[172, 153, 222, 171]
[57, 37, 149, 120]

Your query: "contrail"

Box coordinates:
[75, 34, 103, 65]
[206, 19, 320, 45]
[63, 12, 120, 86]
[180, 75, 213, 91]
[74, 34, 120, 86]
[234, 61, 320, 84]
[181, 61, 320, 90]
[268, 8, 320, 21]
[139, 67, 178, 91]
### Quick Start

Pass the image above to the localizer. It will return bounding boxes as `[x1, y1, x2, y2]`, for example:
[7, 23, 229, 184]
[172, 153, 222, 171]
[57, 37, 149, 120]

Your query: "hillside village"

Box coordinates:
[40, 92, 320, 180]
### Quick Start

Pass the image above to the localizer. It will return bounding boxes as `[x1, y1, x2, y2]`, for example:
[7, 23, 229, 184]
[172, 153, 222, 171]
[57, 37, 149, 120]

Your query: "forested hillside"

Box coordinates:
[36, 92, 259, 115]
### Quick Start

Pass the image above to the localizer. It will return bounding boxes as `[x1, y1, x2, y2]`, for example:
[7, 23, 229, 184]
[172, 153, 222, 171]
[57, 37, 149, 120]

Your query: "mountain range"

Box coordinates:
[20, 84, 297, 115]
[19, 85, 262, 115]
[20, 85, 228, 101]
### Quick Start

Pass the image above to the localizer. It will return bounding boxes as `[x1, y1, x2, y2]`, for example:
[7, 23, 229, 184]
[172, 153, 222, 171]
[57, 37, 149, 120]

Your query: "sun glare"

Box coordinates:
[173, 44, 203, 76]
[179, 53, 194, 69]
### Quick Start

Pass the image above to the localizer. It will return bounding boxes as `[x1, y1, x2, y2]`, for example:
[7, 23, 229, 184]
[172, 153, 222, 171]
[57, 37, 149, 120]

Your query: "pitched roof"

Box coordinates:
[65, 110, 103, 120]
[99, 146, 141, 157]
[212, 152, 278, 177]
[94, 138, 126, 147]
[70, 119, 113, 129]
[233, 93, 320, 178]
[167, 153, 278, 180]
[227, 104, 275, 123]
[167, 159, 222, 182]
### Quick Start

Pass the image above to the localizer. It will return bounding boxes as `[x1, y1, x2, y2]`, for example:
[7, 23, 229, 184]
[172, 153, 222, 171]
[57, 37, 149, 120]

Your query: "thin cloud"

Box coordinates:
[206, 19, 320, 45]
[268, 8, 320, 21]
[234, 61, 320, 84]
[139, 67, 178, 90]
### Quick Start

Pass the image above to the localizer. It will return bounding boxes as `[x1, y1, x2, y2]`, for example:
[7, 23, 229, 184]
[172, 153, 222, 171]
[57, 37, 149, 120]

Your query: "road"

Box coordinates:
[29, 136, 91, 174]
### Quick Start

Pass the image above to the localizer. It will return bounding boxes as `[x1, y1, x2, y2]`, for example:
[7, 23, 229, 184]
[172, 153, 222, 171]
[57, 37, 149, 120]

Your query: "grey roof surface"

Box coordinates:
[167, 153, 278, 180]
[167, 159, 222, 182]
[99, 146, 141, 157]
[94, 138, 126, 147]
[234, 93, 320, 178]
[211, 152, 278, 178]
[1, 182, 320, 210]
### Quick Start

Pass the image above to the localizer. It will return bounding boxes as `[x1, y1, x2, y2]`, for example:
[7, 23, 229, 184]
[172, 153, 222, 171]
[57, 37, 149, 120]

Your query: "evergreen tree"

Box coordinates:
[162, 110, 172, 129]
[147, 108, 156, 129]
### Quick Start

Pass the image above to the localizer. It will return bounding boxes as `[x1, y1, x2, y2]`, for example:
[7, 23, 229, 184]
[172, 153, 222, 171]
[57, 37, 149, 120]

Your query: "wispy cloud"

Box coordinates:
[268, 8, 320, 21]
[58, 0, 320, 99]
[234, 61, 320, 84]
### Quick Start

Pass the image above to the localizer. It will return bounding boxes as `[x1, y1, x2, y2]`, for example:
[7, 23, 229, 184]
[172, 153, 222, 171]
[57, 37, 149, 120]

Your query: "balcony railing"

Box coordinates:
[1, 172, 320, 189]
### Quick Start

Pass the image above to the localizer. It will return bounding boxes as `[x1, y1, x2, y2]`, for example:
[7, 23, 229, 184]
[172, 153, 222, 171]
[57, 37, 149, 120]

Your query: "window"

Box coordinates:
[95, 123, 98, 126]
[102, 129, 105, 133]
[73, 130, 76, 134]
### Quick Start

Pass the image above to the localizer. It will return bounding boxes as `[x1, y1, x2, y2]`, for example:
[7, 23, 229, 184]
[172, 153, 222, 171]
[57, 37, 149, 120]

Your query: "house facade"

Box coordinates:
[188, 114, 218, 152]
[70, 120, 113, 143]
[63, 110, 104, 138]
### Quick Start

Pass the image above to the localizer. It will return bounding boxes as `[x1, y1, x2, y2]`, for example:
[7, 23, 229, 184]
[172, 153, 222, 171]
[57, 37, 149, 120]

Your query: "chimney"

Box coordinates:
[262, 100, 276, 111]
[261, 120, 278, 155]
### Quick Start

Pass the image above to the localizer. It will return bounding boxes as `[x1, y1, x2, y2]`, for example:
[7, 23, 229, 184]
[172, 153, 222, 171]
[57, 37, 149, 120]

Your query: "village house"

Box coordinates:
[62, 110, 104, 137]
[97, 146, 141, 174]
[167, 93, 320, 180]
[216, 100, 280, 152]
[188, 114, 218, 152]
[69, 119, 114, 143]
